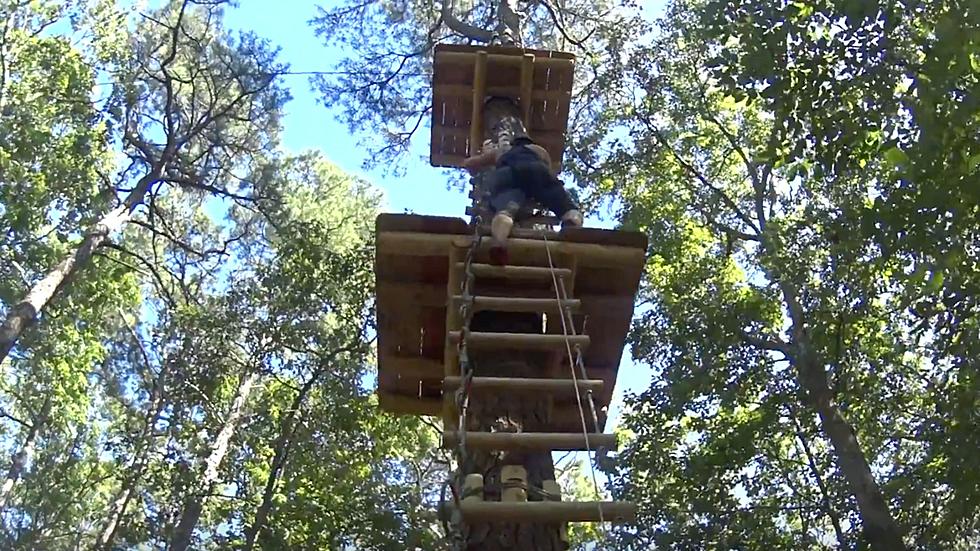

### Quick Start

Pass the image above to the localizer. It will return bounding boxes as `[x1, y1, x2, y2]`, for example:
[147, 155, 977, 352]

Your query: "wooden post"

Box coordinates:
[443, 244, 464, 429]
[541, 480, 569, 546]
[501, 465, 527, 502]
[468, 51, 489, 156]
[463, 474, 485, 503]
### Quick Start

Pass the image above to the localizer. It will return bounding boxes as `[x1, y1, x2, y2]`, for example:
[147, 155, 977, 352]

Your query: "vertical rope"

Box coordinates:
[540, 232, 609, 536]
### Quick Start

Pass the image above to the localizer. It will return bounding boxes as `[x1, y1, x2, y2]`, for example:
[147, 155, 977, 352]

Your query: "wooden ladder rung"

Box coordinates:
[443, 376, 603, 394]
[442, 431, 617, 451]
[477, 225, 561, 240]
[452, 500, 637, 524]
[448, 331, 589, 350]
[452, 295, 580, 314]
[457, 263, 573, 280]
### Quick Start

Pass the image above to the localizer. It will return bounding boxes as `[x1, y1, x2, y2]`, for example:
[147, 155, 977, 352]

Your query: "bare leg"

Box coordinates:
[491, 212, 515, 243]
[489, 212, 514, 266]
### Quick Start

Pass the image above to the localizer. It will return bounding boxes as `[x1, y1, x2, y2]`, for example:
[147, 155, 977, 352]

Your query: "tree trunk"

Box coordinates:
[242, 368, 325, 551]
[494, 0, 523, 46]
[779, 284, 906, 550]
[0, 397, 51, 511]
[462, 312, 565, 551]
[170, 371, 258, 551]
[96, 367, 169, 551]
[0, 167, 163, 364]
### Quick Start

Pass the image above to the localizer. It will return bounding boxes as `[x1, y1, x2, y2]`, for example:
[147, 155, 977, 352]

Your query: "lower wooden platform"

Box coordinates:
[375, 214, 647, 432]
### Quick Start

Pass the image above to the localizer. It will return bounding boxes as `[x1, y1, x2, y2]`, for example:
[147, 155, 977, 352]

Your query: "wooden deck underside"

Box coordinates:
[430, 44, 575, 170]
[375, 214, 647, 433]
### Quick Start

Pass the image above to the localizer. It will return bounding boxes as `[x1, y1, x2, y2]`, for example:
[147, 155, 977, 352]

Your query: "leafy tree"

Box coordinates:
[583, 1, 979, 549]
[0, 0, 289, 363]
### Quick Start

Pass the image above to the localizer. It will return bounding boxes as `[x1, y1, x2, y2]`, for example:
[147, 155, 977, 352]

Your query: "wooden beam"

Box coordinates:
[520, 53, 535, 124]
[436, 51, 572, 68]
[456, 263, 572, 281]
[377, 281, 446, 307]
[442, 431, 617, 451]
[468, 51, 488, 156]
[379, 356, 442, 380]
[443, 376, 603, 394]
[447, 331, 589, 350]
[452, 295, 580, 314]
[453, 501, 637, 524]
[434, 125, 564, 142]
[443, 244, 464, 429]
[378, 392, 441, 416]
[377, 231, 646, 268]
[434, 84, 566, 101]
[381, 394, 608, 431]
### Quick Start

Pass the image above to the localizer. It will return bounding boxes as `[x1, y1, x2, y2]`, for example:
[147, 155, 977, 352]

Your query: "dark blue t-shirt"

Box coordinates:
[496, 137, 542, 169]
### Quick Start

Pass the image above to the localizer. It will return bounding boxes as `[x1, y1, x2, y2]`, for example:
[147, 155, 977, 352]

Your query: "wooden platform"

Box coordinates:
[430, 44, 575, 170]
[375, 214, 647, 432]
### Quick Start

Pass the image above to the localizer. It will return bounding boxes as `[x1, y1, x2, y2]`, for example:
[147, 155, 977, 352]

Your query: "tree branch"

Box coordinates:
[440, 0, 492, 42]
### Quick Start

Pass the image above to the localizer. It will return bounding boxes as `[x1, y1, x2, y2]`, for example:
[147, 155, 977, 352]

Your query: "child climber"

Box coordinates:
[462, 134, 583, 265]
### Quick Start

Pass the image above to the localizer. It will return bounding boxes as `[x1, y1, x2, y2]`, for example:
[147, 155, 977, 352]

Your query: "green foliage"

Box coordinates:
[0, 3, 440, 549]
[577, 0, 980, 549]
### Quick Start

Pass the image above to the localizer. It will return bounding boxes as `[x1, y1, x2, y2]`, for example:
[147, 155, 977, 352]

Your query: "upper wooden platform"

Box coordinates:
[430, 44, 576, 170]
[375, 214, 647, 432]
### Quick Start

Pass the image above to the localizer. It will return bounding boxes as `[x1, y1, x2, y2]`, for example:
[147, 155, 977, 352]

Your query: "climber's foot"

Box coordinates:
[561, 209, 584, 229]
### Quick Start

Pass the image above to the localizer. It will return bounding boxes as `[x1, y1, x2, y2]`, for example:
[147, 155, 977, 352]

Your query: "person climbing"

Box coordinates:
[462, 134, 583, 265]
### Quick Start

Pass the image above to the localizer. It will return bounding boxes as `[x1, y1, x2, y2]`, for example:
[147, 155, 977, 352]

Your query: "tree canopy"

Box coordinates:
[0, 0, 976, 549]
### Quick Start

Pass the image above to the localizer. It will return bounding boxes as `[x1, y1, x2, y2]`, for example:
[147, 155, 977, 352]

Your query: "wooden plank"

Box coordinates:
[469, 51, 488, 156]
[453, 295, 580, 314]
[447, 331, 589, 350]
[378, 392, 441, 416]
[431, 152, 466, 167]
[377, 232, 646, 268]
[376, 213, 468, 235]
[400, 395, 607, 432]
[376, 282, 446, 307]
[437, 50, 573, 68]
[435, 43, 576, 61]
[434, 84, 567, 101]
[441, 431, 617, 451]
[433, 125, 564, 143]
[443, 376, 603, 394]
[379, 356, 443, 380]
[459, 263, 572, 281]
[453, 501, 636, 524]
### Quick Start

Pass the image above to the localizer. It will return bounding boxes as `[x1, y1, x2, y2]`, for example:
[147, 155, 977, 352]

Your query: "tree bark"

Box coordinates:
[779, 284, 906, 551]
[462, 312, 565, 551]
[242, 368, 326, 551]
[0, 166, 164, 365]
[494, 0, 523, 46]
[170, 371, 259, 551]
[0, 397, 51, 512]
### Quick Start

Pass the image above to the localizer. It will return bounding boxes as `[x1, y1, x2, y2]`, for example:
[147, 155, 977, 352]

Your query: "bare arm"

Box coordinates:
[462, 148, 502, 174]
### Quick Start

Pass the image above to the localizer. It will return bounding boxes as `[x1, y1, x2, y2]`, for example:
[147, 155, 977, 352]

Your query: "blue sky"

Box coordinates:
[223, 1, 662, 429]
